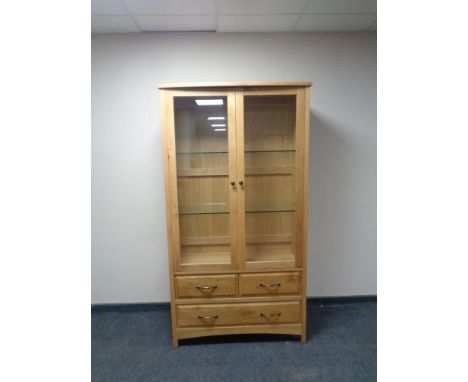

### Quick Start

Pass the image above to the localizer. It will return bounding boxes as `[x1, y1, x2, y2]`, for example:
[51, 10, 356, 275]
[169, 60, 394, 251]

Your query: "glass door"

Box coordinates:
[171, 92, 237, 271]
[237, 90, 303, 269]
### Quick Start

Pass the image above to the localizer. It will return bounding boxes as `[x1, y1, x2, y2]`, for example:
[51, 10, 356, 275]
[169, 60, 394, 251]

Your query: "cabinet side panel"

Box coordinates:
[165, 93, 181, 271]
[301, 87, 311, 341]
[294, 89, 305, 268]
[160, 90, 178, 347]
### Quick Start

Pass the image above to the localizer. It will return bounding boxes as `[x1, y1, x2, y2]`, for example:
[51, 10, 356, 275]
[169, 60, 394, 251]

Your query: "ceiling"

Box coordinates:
[92, 0, 377, 34]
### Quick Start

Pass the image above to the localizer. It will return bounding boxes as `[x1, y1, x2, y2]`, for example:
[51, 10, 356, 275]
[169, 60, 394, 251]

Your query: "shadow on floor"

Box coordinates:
[92, 300, 376, 382]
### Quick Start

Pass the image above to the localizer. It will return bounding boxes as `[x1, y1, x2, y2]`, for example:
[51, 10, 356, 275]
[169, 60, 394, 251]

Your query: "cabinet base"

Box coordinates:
[173, 323, 304, 347]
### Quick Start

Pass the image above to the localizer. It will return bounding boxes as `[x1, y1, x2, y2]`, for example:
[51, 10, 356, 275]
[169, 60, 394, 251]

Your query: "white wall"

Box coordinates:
[92, 32, 376, 303]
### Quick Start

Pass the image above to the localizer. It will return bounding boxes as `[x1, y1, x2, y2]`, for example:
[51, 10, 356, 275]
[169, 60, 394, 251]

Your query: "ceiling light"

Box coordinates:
[214, 128, 226, 132]
[207, 116, 225, 120]
[211, 124, 226, 127]
[195, 99, 224, 106]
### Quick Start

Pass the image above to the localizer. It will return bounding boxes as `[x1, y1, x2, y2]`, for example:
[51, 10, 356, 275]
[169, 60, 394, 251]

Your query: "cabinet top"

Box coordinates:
[158, 81, 312, 89]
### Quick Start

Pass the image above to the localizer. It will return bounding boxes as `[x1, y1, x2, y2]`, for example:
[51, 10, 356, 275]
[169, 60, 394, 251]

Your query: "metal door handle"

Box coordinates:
[197, 315, 218, 320]
[260, 283, 281, 288]
[260, 313, 281, 318]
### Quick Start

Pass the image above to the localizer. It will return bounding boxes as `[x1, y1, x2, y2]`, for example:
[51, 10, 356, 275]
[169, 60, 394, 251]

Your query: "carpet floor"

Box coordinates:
[92, 300, 376, 382]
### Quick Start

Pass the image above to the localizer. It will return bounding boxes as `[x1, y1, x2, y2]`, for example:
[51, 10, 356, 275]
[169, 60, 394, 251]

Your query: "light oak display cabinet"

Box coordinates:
[159, 82, 311, 347]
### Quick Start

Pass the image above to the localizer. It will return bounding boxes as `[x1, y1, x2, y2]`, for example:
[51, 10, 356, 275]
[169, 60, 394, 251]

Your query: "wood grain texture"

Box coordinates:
[176, 323, 302, 340]
[301, 87, 311, 342]
[239, 272, 301, 296]
[235, 90, 246, 270]
[165, 93, 181, 273]
[294, 88, 305, 267]
[160, 90, 179, 348]
[158, 81, 312, 89]
[175, 295, 302, 305]
[176, 274, 237, 298]
[227, 92, 239, 269]
[174, 267, 303, 276]
[176, 301, 301, 327]
[160, 84, 310, 346]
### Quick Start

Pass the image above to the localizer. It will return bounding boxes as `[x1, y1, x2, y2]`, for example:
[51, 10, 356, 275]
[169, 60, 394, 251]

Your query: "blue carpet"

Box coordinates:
[92, 300, 376, 381]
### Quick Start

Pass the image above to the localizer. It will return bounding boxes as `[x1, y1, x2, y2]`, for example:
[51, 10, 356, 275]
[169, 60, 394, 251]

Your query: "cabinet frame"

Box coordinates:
[160, 82, 311, 347]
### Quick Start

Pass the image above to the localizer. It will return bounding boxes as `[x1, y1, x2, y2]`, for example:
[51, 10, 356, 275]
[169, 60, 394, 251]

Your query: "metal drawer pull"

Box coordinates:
[197, 315, 218, 320]
[195, 285, 218, 290]
[260, 283, 281, 288]
[260, 313, 282, 318]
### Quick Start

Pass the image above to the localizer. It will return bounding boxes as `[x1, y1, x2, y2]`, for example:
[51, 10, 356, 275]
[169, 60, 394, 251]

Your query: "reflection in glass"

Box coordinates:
[174, 97, 231, 267]
[243, 95, 297, 267]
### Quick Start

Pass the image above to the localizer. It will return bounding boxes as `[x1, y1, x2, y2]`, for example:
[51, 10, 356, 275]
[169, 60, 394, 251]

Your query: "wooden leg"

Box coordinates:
[300, 333, 307, 343]
[172, 336, 179, 348]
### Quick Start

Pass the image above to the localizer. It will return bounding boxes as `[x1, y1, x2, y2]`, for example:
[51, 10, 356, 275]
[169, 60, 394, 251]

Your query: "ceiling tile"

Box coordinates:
[218, 0, 308, 14]
[219, 15, 299, 32]
[92, 15, 141, 33]
[134, 15, 216, 31]
[305, 0, 376, 14]
[296, 14, 376, 32]
[126, 0, 216, 15]
[91, 0, 128, 15]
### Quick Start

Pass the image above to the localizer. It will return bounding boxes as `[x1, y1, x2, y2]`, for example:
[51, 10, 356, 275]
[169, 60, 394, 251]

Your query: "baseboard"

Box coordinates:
[91, 302, 170, 312]
[311, 295, 377, 305]
[91, 295, 376, 313]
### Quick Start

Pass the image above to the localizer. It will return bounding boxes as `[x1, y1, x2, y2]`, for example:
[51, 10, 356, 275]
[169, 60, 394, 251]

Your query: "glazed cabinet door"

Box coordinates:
[165, 91, 238, 271]
[236, 89, 306, 269]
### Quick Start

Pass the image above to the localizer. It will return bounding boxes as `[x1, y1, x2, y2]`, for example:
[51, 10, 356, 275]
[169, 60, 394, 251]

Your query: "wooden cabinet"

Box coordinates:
[159, 82, 311, 347]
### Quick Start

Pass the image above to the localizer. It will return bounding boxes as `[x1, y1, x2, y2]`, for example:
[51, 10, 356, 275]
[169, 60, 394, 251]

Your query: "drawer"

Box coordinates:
[175, 274, 237, 298]
[177, 301, 301, 327]
[239, 272, 301, 296]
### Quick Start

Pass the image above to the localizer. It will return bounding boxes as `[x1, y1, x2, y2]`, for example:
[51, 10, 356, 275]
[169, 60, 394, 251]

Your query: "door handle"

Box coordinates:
[260, 283, 281, 288]
[197, 315, 218, 320]
[260, 312, 281, 318]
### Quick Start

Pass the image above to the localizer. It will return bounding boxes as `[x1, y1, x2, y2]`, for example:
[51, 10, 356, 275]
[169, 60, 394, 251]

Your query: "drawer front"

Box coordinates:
[239, 272, 301, 296]
[176, 274, 237, 298]
[177, 301, 301, 327]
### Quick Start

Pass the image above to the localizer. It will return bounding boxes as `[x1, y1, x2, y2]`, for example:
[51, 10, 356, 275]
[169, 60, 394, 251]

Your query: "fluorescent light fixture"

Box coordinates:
[214, 128, 226, 131]
[207, 116, 225, 120]
[211, 124, 226, 127]
[195, 99, 223, 106]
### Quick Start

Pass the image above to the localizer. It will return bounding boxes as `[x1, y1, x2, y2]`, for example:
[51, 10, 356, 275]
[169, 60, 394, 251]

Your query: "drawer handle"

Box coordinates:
[197, 315, 218, 320]
[195, 285, 218, 290]
[260, 313, 282, 318]
[260, 283, 281, 288]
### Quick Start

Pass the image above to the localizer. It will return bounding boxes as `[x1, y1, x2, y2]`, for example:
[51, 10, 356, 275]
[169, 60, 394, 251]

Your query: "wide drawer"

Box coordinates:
[175, 274, 237, 298]
[177, 301, 301, 327]
[239, 272, 301, 296]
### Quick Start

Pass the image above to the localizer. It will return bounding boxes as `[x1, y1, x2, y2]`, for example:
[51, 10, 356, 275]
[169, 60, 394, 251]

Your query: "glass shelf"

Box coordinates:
[244, 149, 296, 153]
[177, 168, 228, 177]
[176, 151, 228, 155]
[176, 150, 294, 155]
[179, 201, 295, 215]
[179, 203, 229, 215]
[246, 201, 295, 213]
